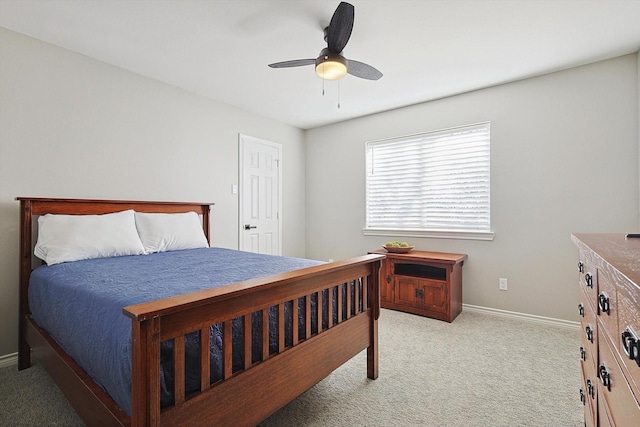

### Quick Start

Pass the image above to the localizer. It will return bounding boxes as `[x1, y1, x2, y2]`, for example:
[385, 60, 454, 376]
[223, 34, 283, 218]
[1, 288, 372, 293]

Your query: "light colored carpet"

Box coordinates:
[0, 309, 583, 426]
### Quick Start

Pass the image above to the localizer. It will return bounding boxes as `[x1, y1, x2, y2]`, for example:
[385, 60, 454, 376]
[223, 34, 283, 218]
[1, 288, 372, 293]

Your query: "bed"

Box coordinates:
[17, 197, 384, 426]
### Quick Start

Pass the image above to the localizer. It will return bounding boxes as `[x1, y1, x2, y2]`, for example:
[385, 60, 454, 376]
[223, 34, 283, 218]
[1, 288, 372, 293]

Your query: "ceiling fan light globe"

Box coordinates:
[316, 60, 347, 80]
[315, 50, 347, 80]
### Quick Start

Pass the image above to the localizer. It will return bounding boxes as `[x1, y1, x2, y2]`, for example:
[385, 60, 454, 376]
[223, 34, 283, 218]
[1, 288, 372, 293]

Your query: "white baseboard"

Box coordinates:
[463, 304, 580, 329]
[0, 352, 18, 368]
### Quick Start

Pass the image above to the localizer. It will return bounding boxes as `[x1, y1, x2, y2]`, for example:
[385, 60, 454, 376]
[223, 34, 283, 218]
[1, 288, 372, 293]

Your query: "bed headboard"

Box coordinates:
[16, 197, 213, 368]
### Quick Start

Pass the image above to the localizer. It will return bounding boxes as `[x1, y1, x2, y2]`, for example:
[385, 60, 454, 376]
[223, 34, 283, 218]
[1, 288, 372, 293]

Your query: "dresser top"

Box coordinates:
[572, 233, 640, 287]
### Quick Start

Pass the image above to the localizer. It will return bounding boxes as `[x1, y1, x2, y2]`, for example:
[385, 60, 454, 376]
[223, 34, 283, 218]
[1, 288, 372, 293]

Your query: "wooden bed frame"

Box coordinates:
[17, 197, 383, 426]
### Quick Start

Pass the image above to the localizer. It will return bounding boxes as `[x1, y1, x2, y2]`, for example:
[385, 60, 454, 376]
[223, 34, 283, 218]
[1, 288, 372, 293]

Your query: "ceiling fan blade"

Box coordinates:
[326, 2, 354, 53]
[268, 59, 315, 68]
[347, 60, 383, 80]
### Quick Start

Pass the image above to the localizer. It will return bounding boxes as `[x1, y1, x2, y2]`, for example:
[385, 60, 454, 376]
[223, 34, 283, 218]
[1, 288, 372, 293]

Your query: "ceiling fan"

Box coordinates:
[268, 2, 383, 81]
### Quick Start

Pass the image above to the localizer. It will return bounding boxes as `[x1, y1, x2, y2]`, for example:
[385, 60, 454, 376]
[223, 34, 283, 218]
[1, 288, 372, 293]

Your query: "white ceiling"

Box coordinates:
[1, 0, 639, 130]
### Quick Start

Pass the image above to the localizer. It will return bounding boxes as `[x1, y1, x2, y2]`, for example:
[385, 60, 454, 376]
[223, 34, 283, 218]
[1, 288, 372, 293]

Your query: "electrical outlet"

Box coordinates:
[499, 278, 508, 291]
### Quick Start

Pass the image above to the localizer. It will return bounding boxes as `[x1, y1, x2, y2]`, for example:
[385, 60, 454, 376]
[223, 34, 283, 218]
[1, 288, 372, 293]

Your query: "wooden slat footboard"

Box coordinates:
[124, 255, 382, 427]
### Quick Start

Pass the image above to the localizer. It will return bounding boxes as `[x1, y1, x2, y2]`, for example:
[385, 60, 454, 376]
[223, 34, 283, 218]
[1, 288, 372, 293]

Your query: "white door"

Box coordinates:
[239, 134, 282, 255]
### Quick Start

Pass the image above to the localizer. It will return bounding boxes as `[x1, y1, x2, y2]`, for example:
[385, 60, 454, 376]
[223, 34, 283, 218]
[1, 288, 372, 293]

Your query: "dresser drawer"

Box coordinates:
[596, 268, 619, 350]
[597, 395, 613, 427]
[598, 333, 640, 426]
[581, 356, 598, 425]
[578, 254, 598, 312]
[616, 276, 640, 399]
[580, 288, 598, 367]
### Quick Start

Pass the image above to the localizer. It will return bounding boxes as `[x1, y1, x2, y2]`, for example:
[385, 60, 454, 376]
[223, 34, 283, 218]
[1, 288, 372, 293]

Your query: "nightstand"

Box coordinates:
[369, 249, 467, 322]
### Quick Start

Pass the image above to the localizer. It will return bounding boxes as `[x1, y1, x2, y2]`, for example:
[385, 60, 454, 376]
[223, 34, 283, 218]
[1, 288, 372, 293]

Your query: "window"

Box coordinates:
[365, 122, 492, 240]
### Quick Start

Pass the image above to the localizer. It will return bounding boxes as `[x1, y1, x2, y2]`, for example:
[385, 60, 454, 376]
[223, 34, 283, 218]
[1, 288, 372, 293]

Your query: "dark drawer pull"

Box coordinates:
[586, 378, 595, 399]
[579, 346, 586, 361]
[598, 364, 611, 391]
[621, 327, 640, 367]
[585, 273, 593, 288]
[579, 388, 586, 405]
[578, 303, 584, 317]
[578, 261, 584, 273]
[585, 325, 594, 343]
[598, 292, 610, 316]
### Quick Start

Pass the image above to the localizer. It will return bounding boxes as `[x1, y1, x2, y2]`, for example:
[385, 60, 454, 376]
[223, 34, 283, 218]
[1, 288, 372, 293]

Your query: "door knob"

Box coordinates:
[244, 224, 257, 230]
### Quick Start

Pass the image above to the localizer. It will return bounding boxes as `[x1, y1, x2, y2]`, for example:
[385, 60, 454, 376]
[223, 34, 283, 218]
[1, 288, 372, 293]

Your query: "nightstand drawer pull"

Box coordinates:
[621, 327, 640, 366]
[579, 388, 586, 405]
[585, 325, 594, 343]
[578, 303, 584, 317]
[585, 273, 593, 288]
[598, 364, 611, 391]
[598, 292, 610, 315]
[578, 261, 584, 273]
[580, 346, 586, 361]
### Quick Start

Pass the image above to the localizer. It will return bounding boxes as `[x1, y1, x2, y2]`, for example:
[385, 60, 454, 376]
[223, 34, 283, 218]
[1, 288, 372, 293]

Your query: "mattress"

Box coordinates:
[28, 247, 324, 415]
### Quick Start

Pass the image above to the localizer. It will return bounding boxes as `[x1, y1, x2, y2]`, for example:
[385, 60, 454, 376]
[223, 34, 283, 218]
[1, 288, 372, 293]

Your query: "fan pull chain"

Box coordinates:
[337, 79, 340, 109]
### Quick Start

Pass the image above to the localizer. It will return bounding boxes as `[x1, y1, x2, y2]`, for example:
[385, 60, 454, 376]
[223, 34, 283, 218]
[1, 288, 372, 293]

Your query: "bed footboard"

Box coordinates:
[124, 254, 383, 427]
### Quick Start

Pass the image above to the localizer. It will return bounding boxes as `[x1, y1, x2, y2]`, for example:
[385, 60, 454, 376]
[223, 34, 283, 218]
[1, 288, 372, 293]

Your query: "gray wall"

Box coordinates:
[0, 26, 638, 360]
[0, 28, 307, 358]
[305, 54, 639, 322]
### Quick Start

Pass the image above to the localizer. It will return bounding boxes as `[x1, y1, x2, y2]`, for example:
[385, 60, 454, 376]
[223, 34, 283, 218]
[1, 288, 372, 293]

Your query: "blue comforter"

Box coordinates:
[28, 247, 323, 415]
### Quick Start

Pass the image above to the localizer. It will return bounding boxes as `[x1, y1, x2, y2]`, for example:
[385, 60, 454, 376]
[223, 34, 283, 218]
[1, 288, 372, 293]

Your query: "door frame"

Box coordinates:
[238, 134, 283, 255]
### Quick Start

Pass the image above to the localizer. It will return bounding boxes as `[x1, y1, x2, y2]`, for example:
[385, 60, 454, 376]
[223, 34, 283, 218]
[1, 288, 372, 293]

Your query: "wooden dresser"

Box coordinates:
[369, 249, 467, 323]
[572, 234, 640, 426]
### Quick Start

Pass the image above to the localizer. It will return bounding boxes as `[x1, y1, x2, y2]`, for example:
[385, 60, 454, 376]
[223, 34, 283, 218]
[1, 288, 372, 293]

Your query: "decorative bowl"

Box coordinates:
[382, 245, 414, 253]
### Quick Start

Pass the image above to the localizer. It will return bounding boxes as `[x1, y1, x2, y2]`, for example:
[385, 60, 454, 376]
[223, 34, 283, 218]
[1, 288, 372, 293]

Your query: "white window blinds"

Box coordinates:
[365, 122, 490, 233]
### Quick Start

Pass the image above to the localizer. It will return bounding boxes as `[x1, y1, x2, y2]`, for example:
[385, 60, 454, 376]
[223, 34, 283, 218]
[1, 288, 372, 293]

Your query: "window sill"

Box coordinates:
[363, 228, 495, 241]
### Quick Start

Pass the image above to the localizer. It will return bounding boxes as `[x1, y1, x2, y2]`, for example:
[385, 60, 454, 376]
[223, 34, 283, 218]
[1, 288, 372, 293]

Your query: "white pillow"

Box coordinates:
[34, 210, 146, 265]
[134, 211, 209, 254]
